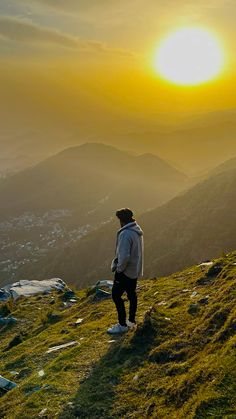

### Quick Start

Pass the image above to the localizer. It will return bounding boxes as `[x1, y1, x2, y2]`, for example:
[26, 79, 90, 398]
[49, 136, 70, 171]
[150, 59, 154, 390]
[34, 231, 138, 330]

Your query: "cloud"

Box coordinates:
[30, 0, 234, 11]
[0, 16, 134, 56]
[0, 16, 80, 48]
[31, 0, 114, 11]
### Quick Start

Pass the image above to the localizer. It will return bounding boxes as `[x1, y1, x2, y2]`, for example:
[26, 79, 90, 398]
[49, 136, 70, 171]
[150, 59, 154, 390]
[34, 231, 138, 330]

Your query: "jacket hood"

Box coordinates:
[118, 221, 143, 236]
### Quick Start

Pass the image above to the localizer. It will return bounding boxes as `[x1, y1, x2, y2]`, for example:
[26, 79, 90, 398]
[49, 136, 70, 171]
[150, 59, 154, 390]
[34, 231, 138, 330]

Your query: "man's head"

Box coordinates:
[116, 208, 135, 227]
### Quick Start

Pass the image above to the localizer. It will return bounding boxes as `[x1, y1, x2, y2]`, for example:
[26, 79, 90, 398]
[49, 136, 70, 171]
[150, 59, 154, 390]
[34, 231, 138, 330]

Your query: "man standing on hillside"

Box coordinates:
[108, 208, 144, 334]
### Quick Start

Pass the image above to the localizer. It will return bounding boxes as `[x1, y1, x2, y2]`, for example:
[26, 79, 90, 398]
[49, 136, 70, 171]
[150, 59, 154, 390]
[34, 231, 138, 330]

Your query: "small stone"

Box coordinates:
[157, 301, 167, 306]
[199, 261, 213, 267]
[10, 371, 19, 376]
[38, 408, 47, 417]
[62, 290, 76, 301]
[0, 375, 17, 391]
[46, 341, 78, 354]
[133, 374, 139, 381]
[69, 318, 84, 327]
[38, 370, 45, 377]
[75, 318, 83, 324]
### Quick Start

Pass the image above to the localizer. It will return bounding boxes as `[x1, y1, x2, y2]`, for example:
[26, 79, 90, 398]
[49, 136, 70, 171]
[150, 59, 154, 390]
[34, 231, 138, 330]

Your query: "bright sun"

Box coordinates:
[154, 27, 224, 86]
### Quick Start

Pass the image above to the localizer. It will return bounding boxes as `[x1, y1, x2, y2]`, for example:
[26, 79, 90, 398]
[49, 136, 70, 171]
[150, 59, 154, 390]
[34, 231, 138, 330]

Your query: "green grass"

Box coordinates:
[0, 253, 236, 418]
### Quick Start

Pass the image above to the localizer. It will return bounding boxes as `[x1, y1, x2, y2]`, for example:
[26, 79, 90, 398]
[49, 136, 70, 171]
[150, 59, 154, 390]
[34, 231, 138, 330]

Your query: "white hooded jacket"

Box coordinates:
[111, 221, 144, 279]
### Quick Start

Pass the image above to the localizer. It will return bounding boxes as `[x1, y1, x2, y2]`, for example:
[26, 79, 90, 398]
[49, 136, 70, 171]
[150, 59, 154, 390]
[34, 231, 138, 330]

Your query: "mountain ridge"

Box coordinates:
[0, 142, 188, 217]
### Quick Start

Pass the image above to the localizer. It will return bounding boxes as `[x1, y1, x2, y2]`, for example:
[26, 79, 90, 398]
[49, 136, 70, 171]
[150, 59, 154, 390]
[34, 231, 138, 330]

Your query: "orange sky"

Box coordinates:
[0, 0, 236, 176]
[0, 0, 235, 121]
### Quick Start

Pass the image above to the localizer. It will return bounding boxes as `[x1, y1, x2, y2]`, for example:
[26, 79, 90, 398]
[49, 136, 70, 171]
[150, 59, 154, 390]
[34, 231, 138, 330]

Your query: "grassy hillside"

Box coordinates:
[0, 253, 236, 418]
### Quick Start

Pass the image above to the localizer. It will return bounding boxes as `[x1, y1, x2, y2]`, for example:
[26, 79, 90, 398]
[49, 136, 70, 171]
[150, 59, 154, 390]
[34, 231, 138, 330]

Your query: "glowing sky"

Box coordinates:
[0, 1, 234, 58]
[0, 0, 236, 124]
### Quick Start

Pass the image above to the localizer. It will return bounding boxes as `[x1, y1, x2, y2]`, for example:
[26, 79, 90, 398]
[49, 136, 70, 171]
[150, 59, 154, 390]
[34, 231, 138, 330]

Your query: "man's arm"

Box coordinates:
[116, 233, 132, 273]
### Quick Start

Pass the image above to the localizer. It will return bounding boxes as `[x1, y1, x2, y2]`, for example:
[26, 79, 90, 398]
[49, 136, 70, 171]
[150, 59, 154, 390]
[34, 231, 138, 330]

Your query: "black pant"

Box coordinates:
[112, 271, 137, 326]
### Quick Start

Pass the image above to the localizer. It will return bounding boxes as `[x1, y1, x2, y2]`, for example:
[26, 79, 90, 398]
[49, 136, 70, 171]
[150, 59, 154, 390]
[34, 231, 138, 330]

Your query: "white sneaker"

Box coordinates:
[126, 320, 136, 329]
[107, 324, 128, 334]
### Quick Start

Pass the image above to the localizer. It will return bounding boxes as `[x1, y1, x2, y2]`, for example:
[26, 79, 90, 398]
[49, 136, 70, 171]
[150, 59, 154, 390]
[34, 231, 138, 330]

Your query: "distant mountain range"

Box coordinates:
[24, 161, 236, 288]
[113, 117, 236, 175]
[0, 143, 189, 286]
[0, 142, 188, 218]
[1, 110, 236, 176]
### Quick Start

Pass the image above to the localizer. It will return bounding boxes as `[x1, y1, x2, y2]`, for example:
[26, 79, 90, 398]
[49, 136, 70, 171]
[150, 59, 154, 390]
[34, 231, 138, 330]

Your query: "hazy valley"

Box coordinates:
[12, 154, 236, 288]
[0, 142, 189, 287]
[1, 139, 236, 289]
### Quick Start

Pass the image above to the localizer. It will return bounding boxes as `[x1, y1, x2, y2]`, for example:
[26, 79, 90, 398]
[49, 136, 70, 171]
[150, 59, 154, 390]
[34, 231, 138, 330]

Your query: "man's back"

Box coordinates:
[115, 221, 144, 279]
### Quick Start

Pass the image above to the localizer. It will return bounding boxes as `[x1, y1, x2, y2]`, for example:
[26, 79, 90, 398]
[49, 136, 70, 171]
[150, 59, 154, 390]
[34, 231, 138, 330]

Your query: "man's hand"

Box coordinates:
[111, 257, 118, 272]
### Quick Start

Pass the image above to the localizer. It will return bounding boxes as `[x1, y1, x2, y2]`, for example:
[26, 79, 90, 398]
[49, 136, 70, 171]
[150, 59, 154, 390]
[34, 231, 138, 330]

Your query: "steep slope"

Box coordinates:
[0, 143, 188, 286]
[0, 254, 236, 418]
[209, 156, 236, 176]
[27, 165, 236, 287]
[143, 168, 236, 276]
